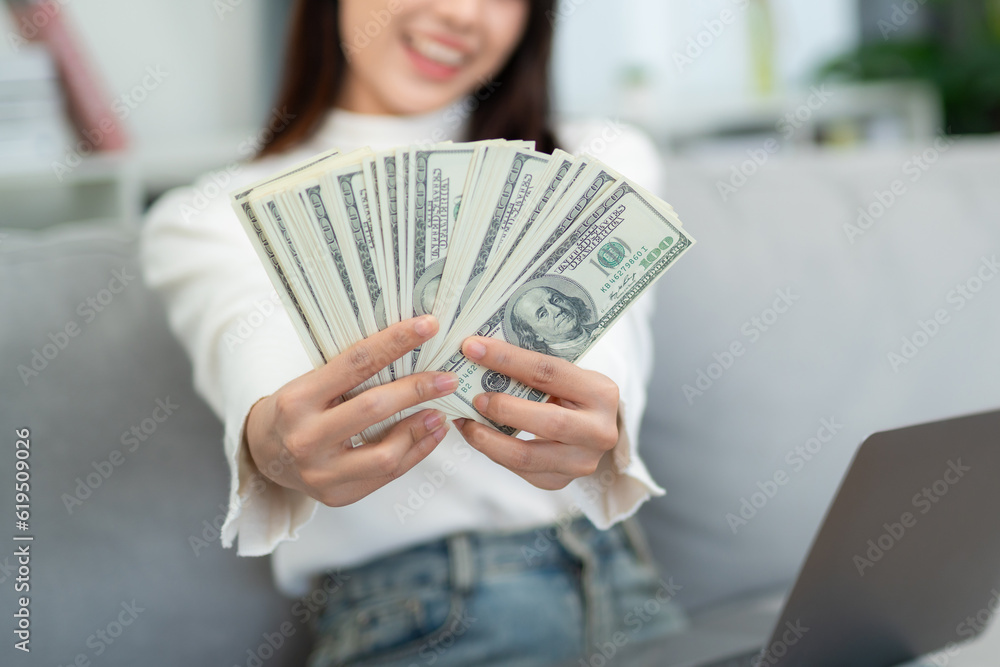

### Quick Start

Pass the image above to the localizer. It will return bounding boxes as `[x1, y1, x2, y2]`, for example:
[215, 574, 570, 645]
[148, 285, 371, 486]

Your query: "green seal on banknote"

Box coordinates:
[597, 241, 626, 268]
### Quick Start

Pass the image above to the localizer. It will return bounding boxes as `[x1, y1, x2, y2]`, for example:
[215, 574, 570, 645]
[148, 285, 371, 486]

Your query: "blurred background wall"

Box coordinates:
[2, 0, 999, 226]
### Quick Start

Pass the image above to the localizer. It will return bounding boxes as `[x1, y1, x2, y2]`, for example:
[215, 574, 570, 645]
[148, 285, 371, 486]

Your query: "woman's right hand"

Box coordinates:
[245, 315, 458, 507]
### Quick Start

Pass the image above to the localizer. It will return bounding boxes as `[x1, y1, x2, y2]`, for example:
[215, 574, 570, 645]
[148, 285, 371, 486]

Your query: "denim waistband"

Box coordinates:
[319, 517, 656, 650]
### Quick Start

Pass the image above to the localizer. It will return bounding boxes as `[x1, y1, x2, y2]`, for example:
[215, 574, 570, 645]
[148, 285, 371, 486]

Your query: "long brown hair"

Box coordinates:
[257, 0, 559, 158]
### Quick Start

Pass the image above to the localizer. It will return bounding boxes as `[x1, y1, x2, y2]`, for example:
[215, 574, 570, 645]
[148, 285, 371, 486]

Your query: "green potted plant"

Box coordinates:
[818, 0, 1000, 134]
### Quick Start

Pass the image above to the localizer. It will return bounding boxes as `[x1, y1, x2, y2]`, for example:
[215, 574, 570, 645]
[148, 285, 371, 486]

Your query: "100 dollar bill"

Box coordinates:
[438, 180, 694, 434]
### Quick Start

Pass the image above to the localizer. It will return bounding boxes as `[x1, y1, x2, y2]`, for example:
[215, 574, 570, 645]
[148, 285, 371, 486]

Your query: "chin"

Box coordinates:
[387, 95, 455, 116]
[385, 83, 467, 116]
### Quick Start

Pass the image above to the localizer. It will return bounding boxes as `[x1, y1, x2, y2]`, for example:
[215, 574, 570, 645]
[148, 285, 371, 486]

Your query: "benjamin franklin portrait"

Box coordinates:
[508, 285, 598, 361]
[413, 259, 445, 316]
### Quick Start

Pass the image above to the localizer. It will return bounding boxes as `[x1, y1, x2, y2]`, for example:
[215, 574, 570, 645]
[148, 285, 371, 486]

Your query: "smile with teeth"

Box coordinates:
[407, 34, 468, 68]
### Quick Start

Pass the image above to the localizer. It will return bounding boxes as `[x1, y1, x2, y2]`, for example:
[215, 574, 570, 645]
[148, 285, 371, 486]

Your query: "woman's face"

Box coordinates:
[338, 0, 530, 115]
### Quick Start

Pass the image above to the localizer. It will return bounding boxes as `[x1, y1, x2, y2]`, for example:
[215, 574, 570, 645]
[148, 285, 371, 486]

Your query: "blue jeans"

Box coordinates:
[306, 518, 687, 667]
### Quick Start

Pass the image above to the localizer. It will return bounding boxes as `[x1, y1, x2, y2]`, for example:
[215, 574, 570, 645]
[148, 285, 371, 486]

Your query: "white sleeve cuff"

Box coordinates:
[215, 313, 319, 557]
[219, 409, 319, 557]
[567, 399, 665, 530]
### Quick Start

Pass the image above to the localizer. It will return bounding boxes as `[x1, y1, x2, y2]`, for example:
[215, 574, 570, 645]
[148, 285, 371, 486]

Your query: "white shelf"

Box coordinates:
[637, 81, 944, 155]
[135, 131, 256, 196]
[0, 129, 259, 229]
[0, 152, 140, 229]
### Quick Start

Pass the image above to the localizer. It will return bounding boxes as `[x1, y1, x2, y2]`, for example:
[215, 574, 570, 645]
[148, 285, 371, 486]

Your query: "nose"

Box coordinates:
[432, 0, 483, 30]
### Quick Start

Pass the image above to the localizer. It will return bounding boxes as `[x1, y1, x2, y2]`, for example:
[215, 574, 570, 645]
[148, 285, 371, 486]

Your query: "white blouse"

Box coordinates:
[141, 103, 666, 596]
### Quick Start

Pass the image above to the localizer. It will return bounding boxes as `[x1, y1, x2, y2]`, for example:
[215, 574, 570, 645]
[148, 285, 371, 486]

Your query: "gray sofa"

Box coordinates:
[3, 136, 1000, 665]
[639, 137, 1000, 617]
[0, 225, 313, 665]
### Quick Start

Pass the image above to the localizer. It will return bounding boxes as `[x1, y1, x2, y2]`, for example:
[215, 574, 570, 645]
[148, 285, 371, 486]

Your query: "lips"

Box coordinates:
[409, 34, 467, 66]
[404, 33, 470, 81]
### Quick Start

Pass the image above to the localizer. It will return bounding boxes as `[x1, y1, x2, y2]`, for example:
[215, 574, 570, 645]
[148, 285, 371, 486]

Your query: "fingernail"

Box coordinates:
[435, 373, 459, 392]
[414, 315, 435, 337]
[453, 418, 468, 430]
[464, 339, 486, 360]
[473, 394, 489, 413]
[425, 411, 444, 431]
[432, 427, 448, 442]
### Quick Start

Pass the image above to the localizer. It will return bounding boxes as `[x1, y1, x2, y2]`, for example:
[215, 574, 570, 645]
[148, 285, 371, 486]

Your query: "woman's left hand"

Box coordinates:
[454, 336, 620, 491]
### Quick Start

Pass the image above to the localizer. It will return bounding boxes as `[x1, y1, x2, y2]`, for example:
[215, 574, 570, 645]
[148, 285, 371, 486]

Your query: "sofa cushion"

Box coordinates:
[637, 138, 1000, 611]
[0, 223, 312, 666]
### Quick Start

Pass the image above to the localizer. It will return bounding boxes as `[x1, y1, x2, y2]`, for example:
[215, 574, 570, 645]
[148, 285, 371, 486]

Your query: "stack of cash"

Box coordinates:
[230, 140, 695, 442]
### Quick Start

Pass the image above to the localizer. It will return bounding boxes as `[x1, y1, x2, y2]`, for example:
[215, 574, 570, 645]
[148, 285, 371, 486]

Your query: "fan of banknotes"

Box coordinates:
[230, 140, 695, 442]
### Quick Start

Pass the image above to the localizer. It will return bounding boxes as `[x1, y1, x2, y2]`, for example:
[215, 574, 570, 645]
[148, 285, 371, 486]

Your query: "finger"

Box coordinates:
[519, 471, 576, 492]
[461, 336, 598, 404]
[317, 409, 449, 486]
[313, 316, 439, 404]
[379, 411, 453, 480]
[470, 392, 612, 449]
[454, 418, 599, 479]
[448, 422, 573, 492]
[316, 371, 458, 440]
[310, 410, 449, 505]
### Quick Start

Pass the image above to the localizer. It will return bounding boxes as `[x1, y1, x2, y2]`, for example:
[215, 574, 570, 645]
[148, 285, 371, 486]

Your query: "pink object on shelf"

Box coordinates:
[7, 0, 129, 152]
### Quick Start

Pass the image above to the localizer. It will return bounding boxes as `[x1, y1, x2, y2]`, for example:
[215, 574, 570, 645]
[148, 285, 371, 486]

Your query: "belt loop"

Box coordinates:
[621, 517, 657, 568]
[557, 520, 613, 653]
[447, 533, 475, 596]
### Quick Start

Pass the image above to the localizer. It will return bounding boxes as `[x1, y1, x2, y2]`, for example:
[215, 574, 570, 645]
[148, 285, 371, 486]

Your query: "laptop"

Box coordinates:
[612, 408, 1000, 667]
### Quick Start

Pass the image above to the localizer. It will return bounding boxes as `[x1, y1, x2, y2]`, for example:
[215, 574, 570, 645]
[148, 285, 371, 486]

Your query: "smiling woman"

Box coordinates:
[340, 0, 527, 108]
[259, 0, 558, 158]
[141, 0, 683, 664]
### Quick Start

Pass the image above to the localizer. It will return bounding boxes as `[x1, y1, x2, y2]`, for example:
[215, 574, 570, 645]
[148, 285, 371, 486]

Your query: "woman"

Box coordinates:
[142, 1, 684, 664]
